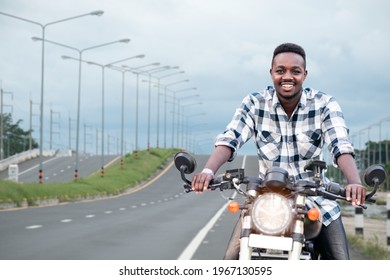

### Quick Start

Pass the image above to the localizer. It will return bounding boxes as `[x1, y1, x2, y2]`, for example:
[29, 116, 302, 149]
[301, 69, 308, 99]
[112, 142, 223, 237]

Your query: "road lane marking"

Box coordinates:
[85, 214, 95, 218]
[61, 219, 72, 223]
[26, 225, 42, 229]
[17, 157, 59, 176]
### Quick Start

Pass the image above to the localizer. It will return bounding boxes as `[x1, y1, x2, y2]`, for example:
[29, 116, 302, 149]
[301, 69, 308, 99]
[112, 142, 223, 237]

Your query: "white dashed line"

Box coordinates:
[26, 225, 42, 229]
[23, 191, 184, 231]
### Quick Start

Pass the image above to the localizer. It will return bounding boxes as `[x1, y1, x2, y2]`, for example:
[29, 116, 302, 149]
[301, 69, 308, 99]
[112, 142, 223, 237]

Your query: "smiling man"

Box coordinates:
[191, 42, 366, 260]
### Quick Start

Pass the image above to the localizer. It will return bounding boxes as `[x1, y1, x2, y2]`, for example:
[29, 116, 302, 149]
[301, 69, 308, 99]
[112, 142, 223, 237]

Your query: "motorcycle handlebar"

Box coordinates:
[183, 172, 376, 206]
[323, 181, 375, 204]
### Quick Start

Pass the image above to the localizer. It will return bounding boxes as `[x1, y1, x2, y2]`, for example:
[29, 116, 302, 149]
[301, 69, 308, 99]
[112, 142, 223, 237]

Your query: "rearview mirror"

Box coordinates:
[364, 165, 387, 187]
[174, 152, 197, 174]
[363, 165, 387, 201]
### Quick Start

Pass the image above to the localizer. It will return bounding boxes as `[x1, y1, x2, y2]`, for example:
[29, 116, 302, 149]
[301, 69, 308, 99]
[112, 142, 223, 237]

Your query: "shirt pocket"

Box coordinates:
[258, 131, 282, 161]
[296, 129, 323, 160]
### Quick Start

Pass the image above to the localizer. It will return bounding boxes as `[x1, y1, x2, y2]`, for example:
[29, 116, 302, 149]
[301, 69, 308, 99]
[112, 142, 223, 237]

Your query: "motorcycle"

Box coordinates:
[174, 151, 387, 260]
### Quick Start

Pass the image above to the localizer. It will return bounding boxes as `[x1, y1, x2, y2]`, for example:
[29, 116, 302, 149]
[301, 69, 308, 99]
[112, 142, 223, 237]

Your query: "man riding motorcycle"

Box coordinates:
[191, 43, 366, 260]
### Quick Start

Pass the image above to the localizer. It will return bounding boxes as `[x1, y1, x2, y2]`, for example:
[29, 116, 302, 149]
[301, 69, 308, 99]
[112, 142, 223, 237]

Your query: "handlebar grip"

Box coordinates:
[326, 182, 376, 204]
[326, 182, 346, 197]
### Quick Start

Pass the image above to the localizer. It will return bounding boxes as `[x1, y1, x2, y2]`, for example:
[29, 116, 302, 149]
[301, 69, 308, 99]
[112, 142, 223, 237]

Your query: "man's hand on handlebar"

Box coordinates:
[191, 172, 214, 193]
[345, 183, 367, 206]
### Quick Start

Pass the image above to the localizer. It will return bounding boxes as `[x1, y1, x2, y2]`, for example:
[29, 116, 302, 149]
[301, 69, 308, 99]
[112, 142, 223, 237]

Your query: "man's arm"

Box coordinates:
[191, 145, 232, 193]
[336, 153, 366, 205]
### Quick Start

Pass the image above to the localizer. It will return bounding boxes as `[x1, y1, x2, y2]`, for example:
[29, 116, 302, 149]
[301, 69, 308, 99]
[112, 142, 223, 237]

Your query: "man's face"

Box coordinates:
[270, 52, 307, 101]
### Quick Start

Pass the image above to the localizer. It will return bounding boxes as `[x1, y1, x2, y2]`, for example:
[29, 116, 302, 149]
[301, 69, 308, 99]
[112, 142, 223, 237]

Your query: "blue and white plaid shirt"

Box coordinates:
[215, 87, 355, 226]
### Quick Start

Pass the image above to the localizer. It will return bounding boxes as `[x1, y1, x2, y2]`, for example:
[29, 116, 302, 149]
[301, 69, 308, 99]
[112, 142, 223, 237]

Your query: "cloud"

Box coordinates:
[1, 0, 389, 156]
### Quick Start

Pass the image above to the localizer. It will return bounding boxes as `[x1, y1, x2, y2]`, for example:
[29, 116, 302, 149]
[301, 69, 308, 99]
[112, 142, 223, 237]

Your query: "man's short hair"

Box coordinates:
[272, 43, 306, 69]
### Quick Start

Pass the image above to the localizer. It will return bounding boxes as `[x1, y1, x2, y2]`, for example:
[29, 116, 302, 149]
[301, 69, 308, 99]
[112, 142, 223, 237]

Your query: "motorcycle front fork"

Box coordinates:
[288, 194, 306, 260]
[238, 214, 252, 260]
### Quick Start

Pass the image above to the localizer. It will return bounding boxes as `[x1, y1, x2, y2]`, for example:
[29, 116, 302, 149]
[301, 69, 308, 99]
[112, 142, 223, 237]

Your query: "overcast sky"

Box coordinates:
[1, 0, 389, 156]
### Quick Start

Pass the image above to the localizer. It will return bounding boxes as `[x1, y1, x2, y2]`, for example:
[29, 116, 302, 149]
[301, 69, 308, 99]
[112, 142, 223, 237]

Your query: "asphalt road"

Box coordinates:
[0, 153, 119, 183]
[0, 153, 371, 260]
[0, 154, 256, 260]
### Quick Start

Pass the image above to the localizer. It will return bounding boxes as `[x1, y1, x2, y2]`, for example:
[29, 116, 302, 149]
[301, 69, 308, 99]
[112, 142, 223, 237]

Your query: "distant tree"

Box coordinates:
[1, 113, 38, 158]
[326, 142, 390, 191]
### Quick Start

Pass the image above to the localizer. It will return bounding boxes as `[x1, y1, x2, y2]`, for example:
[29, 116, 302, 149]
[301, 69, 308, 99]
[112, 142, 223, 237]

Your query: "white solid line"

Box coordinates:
[177, 155, 247, 260]
[17, 157, 60, 176]
[177, 199, 231, 260]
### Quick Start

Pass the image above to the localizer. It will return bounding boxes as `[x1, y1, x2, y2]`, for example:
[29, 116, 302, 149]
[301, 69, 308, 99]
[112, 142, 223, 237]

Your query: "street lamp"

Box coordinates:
[187, 120, 207, 149]
[154, 70, 185, 148]
[0, 10, 104, 183]
[122, 63, 161, 152]
[146, 67, 182, 148]
[378, 117, 390, 164]
[104, 59, 146, 169]
[0, 87, 13, 160]
[177, 97, 201, 147]
[62, 55, 144, 175]
[177, 101, 202, 148]
[140, 66, 171, 151]
[33, 37, 130, 180]
[168, 86, 196, 148]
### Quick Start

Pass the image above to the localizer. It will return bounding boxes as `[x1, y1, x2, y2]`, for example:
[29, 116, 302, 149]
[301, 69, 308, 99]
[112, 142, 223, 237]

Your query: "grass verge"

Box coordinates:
[0, 148, 180, 209]
[347, 234, 390, 260]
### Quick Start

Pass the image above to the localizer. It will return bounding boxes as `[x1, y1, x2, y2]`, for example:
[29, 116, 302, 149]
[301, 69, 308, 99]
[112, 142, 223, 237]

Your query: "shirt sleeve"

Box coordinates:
[214, 94, 257, 161]
[322, 96, 355, 166]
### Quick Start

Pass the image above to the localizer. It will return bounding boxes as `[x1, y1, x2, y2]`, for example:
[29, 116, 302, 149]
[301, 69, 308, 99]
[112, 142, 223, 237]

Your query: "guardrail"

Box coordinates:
[0, 149, 57, 172]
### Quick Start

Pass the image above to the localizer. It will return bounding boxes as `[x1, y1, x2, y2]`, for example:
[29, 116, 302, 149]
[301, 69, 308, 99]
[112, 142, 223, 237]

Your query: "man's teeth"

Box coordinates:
[282, 84, 293, 89]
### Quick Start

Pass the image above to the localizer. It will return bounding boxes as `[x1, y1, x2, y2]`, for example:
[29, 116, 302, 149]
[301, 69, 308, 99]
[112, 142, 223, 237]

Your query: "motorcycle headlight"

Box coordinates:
[251, 193, 292, 235]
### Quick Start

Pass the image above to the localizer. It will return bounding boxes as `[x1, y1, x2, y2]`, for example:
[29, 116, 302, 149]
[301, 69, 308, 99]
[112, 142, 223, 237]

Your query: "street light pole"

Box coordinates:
[177, 101, 202, 148]
[0, 10, 104, 183]
[168, 86, 196, 148]
[0, 87, 14, 160]
[33, 37, 130, 180]
[104, 59, 146, 168]
[139, 66, 171, 151]
[122, 63, 161, 152]
[177, 97, 201, 147]
[154, 70, 184, 148]
[61, 55, 143, 176]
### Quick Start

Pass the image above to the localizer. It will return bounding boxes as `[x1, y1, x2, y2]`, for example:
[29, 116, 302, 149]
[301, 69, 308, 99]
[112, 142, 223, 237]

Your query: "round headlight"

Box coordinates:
[251, 193, 292, 235]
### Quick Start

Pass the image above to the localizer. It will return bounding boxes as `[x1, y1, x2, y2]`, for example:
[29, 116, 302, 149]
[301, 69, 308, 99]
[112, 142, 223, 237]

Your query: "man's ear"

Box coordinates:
[303, 70, 308, 80]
